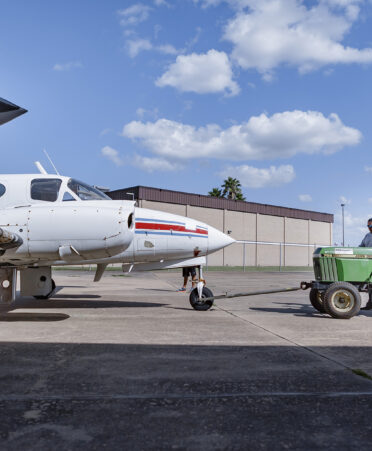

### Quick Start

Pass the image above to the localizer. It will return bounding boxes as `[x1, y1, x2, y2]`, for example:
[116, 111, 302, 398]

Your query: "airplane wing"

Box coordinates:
[0, 97, 27, 126]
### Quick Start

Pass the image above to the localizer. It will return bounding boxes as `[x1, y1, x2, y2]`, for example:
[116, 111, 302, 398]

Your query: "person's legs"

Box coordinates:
[361, 286, 372, 310]
[178, 268, 189, 291]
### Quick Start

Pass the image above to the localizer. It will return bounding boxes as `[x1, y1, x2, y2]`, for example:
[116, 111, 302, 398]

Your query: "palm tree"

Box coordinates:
[235, 192, 245, 201]
[208, 187, 222, 197]
[222, 177, 245, 200]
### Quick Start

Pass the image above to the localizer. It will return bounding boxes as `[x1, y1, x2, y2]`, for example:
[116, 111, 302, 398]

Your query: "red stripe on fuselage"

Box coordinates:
[135, 222, 208, 235]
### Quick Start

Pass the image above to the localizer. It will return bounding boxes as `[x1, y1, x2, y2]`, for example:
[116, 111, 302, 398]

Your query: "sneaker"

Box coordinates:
[361, 303, 372, 310]
[177, 287, 186, 292]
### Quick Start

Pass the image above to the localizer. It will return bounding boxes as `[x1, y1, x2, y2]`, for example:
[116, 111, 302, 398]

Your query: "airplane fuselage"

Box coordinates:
[0, 174, 234, 269]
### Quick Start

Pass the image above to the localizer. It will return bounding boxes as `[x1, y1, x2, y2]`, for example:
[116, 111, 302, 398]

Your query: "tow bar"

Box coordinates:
[199, 286, 302, 303]
[189, 284, 304, 311]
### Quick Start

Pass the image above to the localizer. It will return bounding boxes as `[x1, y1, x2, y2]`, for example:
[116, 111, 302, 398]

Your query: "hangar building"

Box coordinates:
[108, 186, 334, 268]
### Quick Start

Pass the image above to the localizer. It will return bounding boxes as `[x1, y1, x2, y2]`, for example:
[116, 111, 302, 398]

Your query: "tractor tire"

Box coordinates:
[189, 286, 214, 311]
[323, 282, 361, 319]
[34, 279, 56, 300]
[309, 288, 326, 313]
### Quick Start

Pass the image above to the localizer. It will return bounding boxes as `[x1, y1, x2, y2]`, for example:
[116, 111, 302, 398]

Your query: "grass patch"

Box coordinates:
[351, 368, 372, 381]
[53, 265, 313, 273]
[204, 266, 313, 272]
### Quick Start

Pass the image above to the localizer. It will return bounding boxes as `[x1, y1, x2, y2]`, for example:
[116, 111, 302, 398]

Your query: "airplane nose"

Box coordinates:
[208, 226, 235, 253]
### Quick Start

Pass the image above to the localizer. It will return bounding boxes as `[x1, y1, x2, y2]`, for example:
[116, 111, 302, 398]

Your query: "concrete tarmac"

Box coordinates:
[1, 270, 372, 450]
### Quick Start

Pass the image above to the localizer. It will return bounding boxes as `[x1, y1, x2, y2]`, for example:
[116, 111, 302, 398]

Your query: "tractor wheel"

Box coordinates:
[189, 287, 214, 311]
[323, 282, 361, 319]
[34, 279, 56, 300]
[309, 288, 326, 313]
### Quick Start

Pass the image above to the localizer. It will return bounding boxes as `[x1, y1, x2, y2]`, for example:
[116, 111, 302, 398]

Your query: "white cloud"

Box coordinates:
[156, 44, 178, 55]
[365, 166, 372, 174]
[333, 210, 371, 246]
[53, 61, 82, 71]
[136, 107, 159, 119]
[126, 39, 153, 57]
[126, 38, 178, 57]
[133, 155, 183, 172]
[186, 27, 203, 49]
[340, 195, 351, 205]
[156, 49, 240, 96]
[101, 146, 123, 166]
[299, 194, 312, 202]
[222, 0, 372, 77]
[219, 164, 295, 188]
[123, 110, 361, 161]
[118, 4, 152, 27]
[368, 198, 372, 204]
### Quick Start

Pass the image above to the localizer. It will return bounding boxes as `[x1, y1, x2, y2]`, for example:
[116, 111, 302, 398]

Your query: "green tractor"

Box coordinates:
[302, 247, 372, 319]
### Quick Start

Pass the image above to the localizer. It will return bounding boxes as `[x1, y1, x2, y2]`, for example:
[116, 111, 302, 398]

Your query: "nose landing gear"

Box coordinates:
[189, 265, 215, 311]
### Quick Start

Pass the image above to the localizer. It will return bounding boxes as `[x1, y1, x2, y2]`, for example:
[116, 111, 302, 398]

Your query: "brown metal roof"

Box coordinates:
[108, 186, 333, 223]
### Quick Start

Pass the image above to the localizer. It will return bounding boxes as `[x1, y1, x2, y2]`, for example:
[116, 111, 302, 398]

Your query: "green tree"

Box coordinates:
[221, 177, 245, 201]
[208, 187, 222, 197]
[235, 192, 245, 201]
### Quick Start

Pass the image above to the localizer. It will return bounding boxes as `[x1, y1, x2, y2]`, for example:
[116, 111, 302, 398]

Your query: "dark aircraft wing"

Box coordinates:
[0, 97, 27, 126]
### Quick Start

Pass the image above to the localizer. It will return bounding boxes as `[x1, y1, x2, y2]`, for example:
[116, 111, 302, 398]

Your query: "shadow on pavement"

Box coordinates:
[1, 342, 372, 449]
[0, 312, 70, 322]
[140, 288, 179, 293]
[3, 299, 168, 311]
[249, 306, 328, 318]
[52, 294, 101, 299]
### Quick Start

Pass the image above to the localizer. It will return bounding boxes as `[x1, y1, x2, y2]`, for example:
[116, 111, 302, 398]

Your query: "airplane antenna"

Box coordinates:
[35, 161, 48, 174]
[43, 149, 60, 175]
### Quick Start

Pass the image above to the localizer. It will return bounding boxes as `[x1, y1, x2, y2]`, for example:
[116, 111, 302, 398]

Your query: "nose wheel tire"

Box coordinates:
[189, 287, 214, 311]
[323, 282, 361, 319]
[309, 288, 326, 313]
[33, 279, 56, 300]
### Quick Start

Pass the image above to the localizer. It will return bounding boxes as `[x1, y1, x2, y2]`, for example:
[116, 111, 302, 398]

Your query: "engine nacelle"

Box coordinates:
[0, 202, 135, 263]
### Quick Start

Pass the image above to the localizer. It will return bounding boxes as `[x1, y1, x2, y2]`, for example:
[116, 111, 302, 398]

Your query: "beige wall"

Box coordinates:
[309, 221, 331, 246]
[257, 214, 284, 242]
[138, 200, 332, 267]
[206, 249, 223, 266]
[140, 200, 186, 217]
[224, 210, 256, 240]
[257, 244, 280, 266]
[285, 218, 308, 244]
[187, 206, 224, 230]
[224, 242, 244, 266]
[285, 245, 309, 266]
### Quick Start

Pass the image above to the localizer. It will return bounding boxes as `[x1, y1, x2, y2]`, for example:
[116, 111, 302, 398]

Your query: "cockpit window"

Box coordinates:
[0, 184, 5, 197]
[67, 179, 110, 201]
[31, 178, 62, 202]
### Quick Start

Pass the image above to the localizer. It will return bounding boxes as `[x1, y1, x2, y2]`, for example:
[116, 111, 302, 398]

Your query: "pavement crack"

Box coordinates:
[215, 304, 368, 379]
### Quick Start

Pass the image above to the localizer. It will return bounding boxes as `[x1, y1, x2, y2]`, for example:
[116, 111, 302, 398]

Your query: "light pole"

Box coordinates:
[341, 203, 345, 246]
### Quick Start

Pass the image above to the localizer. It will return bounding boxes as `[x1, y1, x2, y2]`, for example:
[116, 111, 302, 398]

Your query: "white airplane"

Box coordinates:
[0, 98, 234, 309]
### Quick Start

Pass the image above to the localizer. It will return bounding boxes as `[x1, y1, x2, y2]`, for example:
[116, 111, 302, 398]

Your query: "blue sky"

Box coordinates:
[1, 0, 372, 245]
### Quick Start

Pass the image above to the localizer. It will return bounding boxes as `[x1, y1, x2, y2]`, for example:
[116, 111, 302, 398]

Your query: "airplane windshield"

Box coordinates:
[67, 179, 110, 201]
